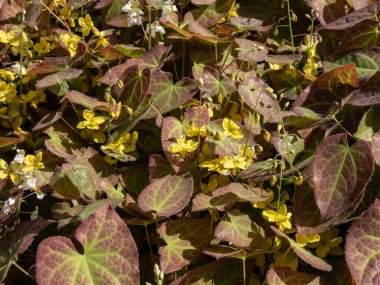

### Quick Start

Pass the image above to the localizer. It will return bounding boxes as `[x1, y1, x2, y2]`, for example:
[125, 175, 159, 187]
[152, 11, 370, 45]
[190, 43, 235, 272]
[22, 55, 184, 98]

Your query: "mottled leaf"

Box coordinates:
[61, 90, 118, 113]
[142, 71, 199, 119]
[346, 199, 380, 285]
[170, 259, 246, 285]
[345, 70, 380, 106]
[36, 205, 139, 285]
[192, 0, 235, 28]
[373, 132, 380, 166]
[305, 0, 345, 25]
[0, 219, 52, 282]
[201, 66, 235, 98]
[192, 183, 270, 211]
[267, 266, 320, 285]
[0, 137, 25, 148]
[29, 57, 71, 74]
[158, 218, 212, 273]
[137, 172, 193, 217]
[35, 68, 83, 89]
[215, 209, 264, 249]
[271, 227, 332, 271]
[313, 134, 373, 221]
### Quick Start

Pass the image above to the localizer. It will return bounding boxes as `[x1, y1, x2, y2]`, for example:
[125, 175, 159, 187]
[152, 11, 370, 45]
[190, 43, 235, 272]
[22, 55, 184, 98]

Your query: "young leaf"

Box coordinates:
[137, 172, 193, 217]
[312, 134, 374, 221]
[271, 227, 332, 271]
[157, 218, 212, 273]
[346, 199, 380, 285]
[215, 209, 264, 249]
[36, 205, 139, 285]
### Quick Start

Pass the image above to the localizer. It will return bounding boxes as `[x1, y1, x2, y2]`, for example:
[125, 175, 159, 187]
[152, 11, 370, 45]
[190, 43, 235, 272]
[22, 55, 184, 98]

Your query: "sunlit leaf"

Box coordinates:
[202, 66, 235, 98]
[267, 267, 320, 285]
[36, 205, 140, 285]
[35, 68, 83, 88]
[372, 132, 380, 166]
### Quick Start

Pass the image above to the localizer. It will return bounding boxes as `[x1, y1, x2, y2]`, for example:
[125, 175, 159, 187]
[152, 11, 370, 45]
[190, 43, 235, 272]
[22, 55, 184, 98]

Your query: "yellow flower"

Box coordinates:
[262, 204, 292, 231]
[78, 14, 98, 37]
[58, 33, 81, 57]
[95, 32, 109, 49]
[21, 89, 46, 108]
[77, 109, 106, 130]
[80, 129, 106, 144]
[296, 233, 320, 247]
[0, 69, 15, 81]
[33, 37, 52, 55]
[272, 248, 298, 271]
[252, 189, 274, 209]
[222, 118, 243, 139]
[102, 131, 138, 155]
[199, 155, 249, 176]
[186, 121, 209, 137]
[0, 80, 17, 104]
[0, 160, 23, 184]
[168, 136, 199, 157]
[1, 28, 33, 56]
[307, 227, 344, 258]
[23, 152, 44, 172]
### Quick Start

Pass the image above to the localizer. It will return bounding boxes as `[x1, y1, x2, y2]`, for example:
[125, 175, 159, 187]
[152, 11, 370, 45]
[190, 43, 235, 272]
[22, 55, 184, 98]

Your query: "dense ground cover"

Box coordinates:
[0, 0, 379, 284]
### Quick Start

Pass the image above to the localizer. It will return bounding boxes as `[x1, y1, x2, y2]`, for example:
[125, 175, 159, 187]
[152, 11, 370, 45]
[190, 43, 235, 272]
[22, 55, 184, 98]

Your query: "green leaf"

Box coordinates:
[323, 50, 380, 80]
[36, 205, 140, 285]
[103, 0, 128, 23]
[201, 66, 235, 98]
[373, 132, 380, 166]
[157, 218, 212, 273]
[346, 199, 380, 285]
[141, 71, 199, 119]
[215, 209, 264, 249]
[137, 172, 193, 217]
[271, 227, 332, 271]
[192, 0, 235, 28]
[354, 105, 380, 141]
[312, 134, 374, 221]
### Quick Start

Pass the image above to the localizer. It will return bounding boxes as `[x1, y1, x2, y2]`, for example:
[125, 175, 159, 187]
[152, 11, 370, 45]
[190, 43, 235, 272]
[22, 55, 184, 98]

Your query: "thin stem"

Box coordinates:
[285, 0, 295, 52]
[12, 261, 34, 280]
[148, 0, 152, 49]
[242, 257, 246, 285]
[144, 225, 153, 255]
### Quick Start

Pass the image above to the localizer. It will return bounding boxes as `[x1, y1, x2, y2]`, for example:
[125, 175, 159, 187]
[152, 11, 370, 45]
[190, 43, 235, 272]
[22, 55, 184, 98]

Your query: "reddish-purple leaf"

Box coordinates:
[295, 64, 359, 114]
[337, 19, 380, 54]
[183, 105, 210, 128]
[192, 0, 235, 28]
[35, 68, 83, 88]
[28, 57, 71, 74]
[137, 172, 193, 217]
[271, 227, 332, 271]
[157, 218, 212, 273]
[305, 0, 345, 25]
[192, 183, 270, 211]
[202, 245, 246, 260]
[36, 205, 139, 285]
[148, 154, 174, 179]
[141, 71, 199, 119]
[267, 267, 320, 285]
[33, 112, 61, 132]
[372, 132, 380, 166]
[215, 209, 264, 249]
[238, 78, 281, 123]
[345, 70, 380, 106]
[346, 199, 380, 285]
[312, 134, 374, 221]
[170, 259, 246, 285]
[201, 66, 235, 98]
[0, 219, 52, 282]
[0, 137, 25, 148]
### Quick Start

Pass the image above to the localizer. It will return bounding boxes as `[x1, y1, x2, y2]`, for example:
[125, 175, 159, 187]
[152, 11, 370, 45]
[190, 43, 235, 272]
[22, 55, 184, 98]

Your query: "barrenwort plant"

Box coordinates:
[0, 0, 379, 284]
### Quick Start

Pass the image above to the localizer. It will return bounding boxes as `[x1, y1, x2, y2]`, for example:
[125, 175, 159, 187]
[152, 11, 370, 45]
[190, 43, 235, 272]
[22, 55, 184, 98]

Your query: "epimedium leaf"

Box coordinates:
[201, 66, 235, 98]
[183, 105, 210, 128]
[157, 218, 213, 274]
[141, 71, 199, 119]
[137, 172, 194, 217]
[192, 183, 270, 212]
[36, 205, 140, 285]
[28, 57, 71, 74]
[312, 134, 374, 221]
[345, 70, 380, 106]
[337, 19, 380, 54]
[346, 199, 380, 285]
[271, 227, 332, 271]
[170, 259, 246, 285]
[202, 245, 247, 260]
[238, 77, 281, 123]
[295, 64, 359, 114]
[192, 0, 235, 28]
[323, 49, 380, 81]
[0, 137, 25, 148]
[305, 0, 345, 25]
[353, 105, 380, 141]
[102, 0, 127, 23]
[35, 68, 83, 89]
[215, 209, 265, 249]
[266, 266, 320, 285]
[373, 132, 380, 166]
[0, 218, 53, 282]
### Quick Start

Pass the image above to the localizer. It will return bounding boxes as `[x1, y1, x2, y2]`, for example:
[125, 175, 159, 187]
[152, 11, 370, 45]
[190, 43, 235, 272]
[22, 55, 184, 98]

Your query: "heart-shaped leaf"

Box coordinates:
[312, 134, 373, 221]
[346, 199, 380, 285]
[158, 218, 212, 273]
[36, 205, 139, 285]
[201, 66, 235, 98]
[215, 209, 264, 249]
[137, 172, 193, 217]
[35, 68, 83, 88]
[267, 266, 320, 285]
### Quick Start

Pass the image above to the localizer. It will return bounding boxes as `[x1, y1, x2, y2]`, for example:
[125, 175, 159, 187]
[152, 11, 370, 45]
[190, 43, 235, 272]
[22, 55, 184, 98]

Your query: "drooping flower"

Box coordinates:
[162, 0, 178, 15]
[10, 63, 27, 76]
[33, 37, 53, 55]
[146, 20, 165, 38]
[13, 149, 25, 164]
[296, 233, 320, 247]
[58, 33, 81, 57]
[78, 14, 99, 37]
[77, 109, 106, 130]
[186, 121, 209, 137]
[307, 227, 344, 258]
[168, 135, 199, 157]
[222, 118, 244, 139]
[2, 197, 16, 215]
[122, 0, 144, 27]
[23, 152, 44, 172]
[199, 155, 249, 176]
[19, 176, 37, 191]
[262, 204, 292, 231]
[102, 131, 139, 155]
